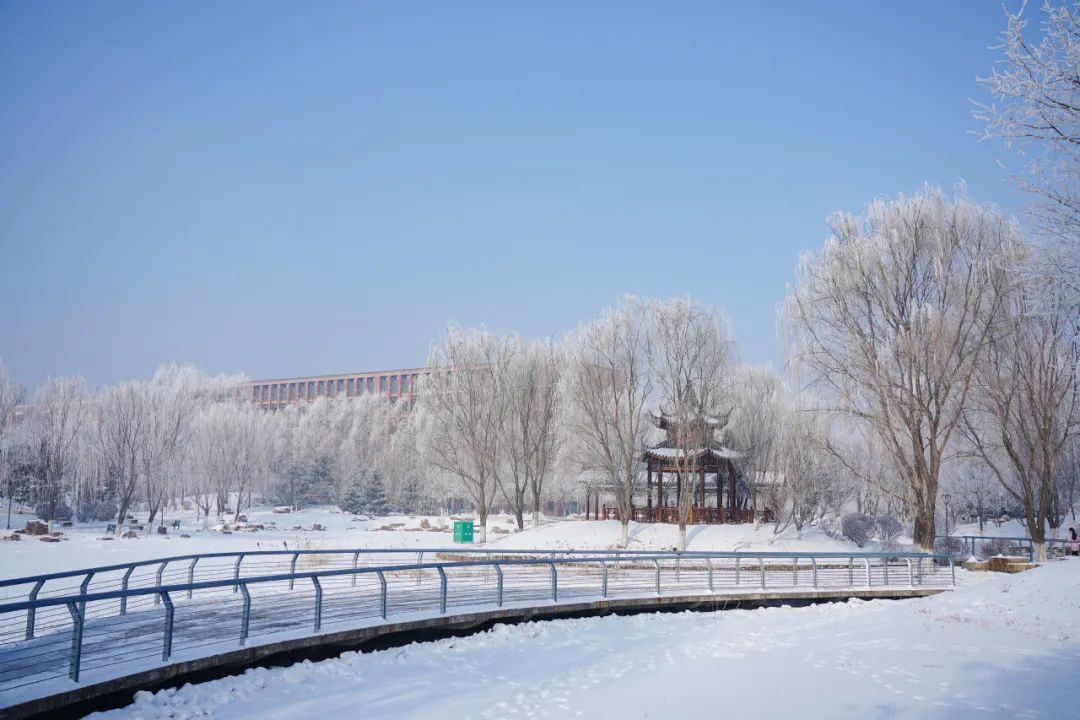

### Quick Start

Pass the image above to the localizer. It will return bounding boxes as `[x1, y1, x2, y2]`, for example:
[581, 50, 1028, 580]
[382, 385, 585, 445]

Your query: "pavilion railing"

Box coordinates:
[0, 548, 953, 704]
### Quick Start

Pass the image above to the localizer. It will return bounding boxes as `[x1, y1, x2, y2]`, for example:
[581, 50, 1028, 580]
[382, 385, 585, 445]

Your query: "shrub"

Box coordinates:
[980, 537, 1024, 558]
[842, 513, 875, 548]
[875, 515, 903, 550]
[36, 502, 72, 522]
[934, 536, 967, 562]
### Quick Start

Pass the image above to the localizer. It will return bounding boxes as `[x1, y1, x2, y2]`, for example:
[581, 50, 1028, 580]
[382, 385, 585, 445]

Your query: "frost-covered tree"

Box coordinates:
[28, 377, 88, 529]
[190, 401, 270, 522]
[564, 297, 653, 548]
[0, 360, 26, 529]
[779, 409, 835, 539]
[784, 186, 1021, 550]
[141, 366, 200, 528]
[962, 267, 1080, 561]
[730, 366, 785, 528]
[977, 1, 1080, 271]
[95, 381, 147, 533]
[419, 325, 511, 542]
[500, 338, 563, 529]
[646, 297, 736, 550]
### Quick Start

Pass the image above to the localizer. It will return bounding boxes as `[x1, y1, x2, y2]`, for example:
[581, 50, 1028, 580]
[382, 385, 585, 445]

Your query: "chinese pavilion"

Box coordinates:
[603, 391, 767, 523]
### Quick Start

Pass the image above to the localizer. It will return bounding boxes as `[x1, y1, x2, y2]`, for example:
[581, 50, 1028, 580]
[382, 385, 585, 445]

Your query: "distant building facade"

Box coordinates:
[249, 367, 430, 412]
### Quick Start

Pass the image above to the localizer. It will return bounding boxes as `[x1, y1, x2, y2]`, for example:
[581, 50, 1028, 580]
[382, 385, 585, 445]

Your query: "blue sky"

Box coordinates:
[0, 1, 1029, 388]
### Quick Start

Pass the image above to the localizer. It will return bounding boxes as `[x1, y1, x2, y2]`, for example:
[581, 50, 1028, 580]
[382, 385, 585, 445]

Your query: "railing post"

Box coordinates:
[600, 561, 608, 598]
[549, 563, 558, 602]
[494, 564, 503, 607]
[352, 551, 361, 587]
[312, 577, 322, 631]
[438, 566, 447, 614]
[792, 557, 798, 587]
[79, 571, 95, 619]
[26, 579, 44, 640]
[234, 554, 244, 593]
[848, 557, 853, 587]
[160, 591, 174, 661]
[155, 561, 168, 604]
[760, 560, 766, 590]
[188, 558, 199, 599]
[239, 582, 251, 645]
[950, 557, 956, 586]
[120, 566, 134, 615]
[864, 558, 871, 587]
[67, 601, 84, 682]
[811, 558, 818, 589]
[706, 558, 714, 592]
[735, 556, 740, 586]
[907, 558, 914, 587]
[883, 557, 890, 586]
[377, 570, 387, 619]
[653, 559, 661, 596]
[289, 553, 299, 590]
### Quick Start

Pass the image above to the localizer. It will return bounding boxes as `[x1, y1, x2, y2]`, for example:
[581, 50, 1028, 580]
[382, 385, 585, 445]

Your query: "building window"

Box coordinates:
[367, 377, 374, 392]
[271, 385, 278, 402]
[379, 376, 386, 392]
[337, 379, 344, 395]
[252, 386, 259, 402]
[390, 375, 398, 394]
[261, 385, 269, 402]
[401, 375, 410, 393]
[347, 378, 354, 396]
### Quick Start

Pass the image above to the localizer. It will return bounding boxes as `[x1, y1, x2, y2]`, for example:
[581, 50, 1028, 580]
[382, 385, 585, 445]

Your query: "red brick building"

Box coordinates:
[249, 367, 429, 411]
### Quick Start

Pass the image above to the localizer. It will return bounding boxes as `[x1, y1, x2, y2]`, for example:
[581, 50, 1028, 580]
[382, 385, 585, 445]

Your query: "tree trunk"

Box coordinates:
[620, 520, 629, 548]
[514, 508, 524, 531]
[915, 501, 936, 552]
[532, 509, 541, 528]
[477, 510, 488, 543]
[679, 524, 687, 551]
[1033, 541, 1047, 563]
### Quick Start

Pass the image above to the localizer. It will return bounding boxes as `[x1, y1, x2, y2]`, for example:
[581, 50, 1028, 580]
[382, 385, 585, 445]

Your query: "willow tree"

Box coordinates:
[962, 269, 1080, 561]
[784, 186, 1021, 551]
[647, 297, 735, 551]
[564, 297, 652, 548]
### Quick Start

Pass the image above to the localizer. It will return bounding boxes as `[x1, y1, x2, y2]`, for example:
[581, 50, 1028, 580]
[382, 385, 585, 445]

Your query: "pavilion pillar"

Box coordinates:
[585, 489, 591, 520]
[700, 466, 706, 511]
[728, 460, 737, 510]
[647, 468, 653, 510]
[658, 470, 664, 522]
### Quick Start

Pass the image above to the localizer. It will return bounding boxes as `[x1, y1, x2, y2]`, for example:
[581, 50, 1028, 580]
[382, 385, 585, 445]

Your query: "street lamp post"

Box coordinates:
[943, 492, 952, 538]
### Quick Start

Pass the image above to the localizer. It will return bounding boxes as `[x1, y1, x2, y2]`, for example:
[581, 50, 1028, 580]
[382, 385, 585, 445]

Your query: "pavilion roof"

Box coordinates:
[643, 439, 741, 461]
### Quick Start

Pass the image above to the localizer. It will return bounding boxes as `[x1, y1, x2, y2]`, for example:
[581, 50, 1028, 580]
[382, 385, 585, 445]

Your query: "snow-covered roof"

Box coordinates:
[643, 445, 741, 460]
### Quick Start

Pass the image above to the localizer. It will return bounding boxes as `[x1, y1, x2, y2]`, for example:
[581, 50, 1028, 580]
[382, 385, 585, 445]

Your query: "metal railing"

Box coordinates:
[0, 548, 954, 705]
[945, 535, 1070, 562]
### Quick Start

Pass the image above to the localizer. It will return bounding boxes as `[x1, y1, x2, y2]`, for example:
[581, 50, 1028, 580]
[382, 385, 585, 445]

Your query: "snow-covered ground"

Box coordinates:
[1, 504, 881, 581]
[89, 559, 1080, 719]
[0, 506, 519, 580]
[3, 501, 1061, 584]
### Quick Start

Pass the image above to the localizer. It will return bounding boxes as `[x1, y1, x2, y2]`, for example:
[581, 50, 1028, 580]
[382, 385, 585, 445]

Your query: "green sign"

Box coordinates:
[453, 520, 474, 544]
